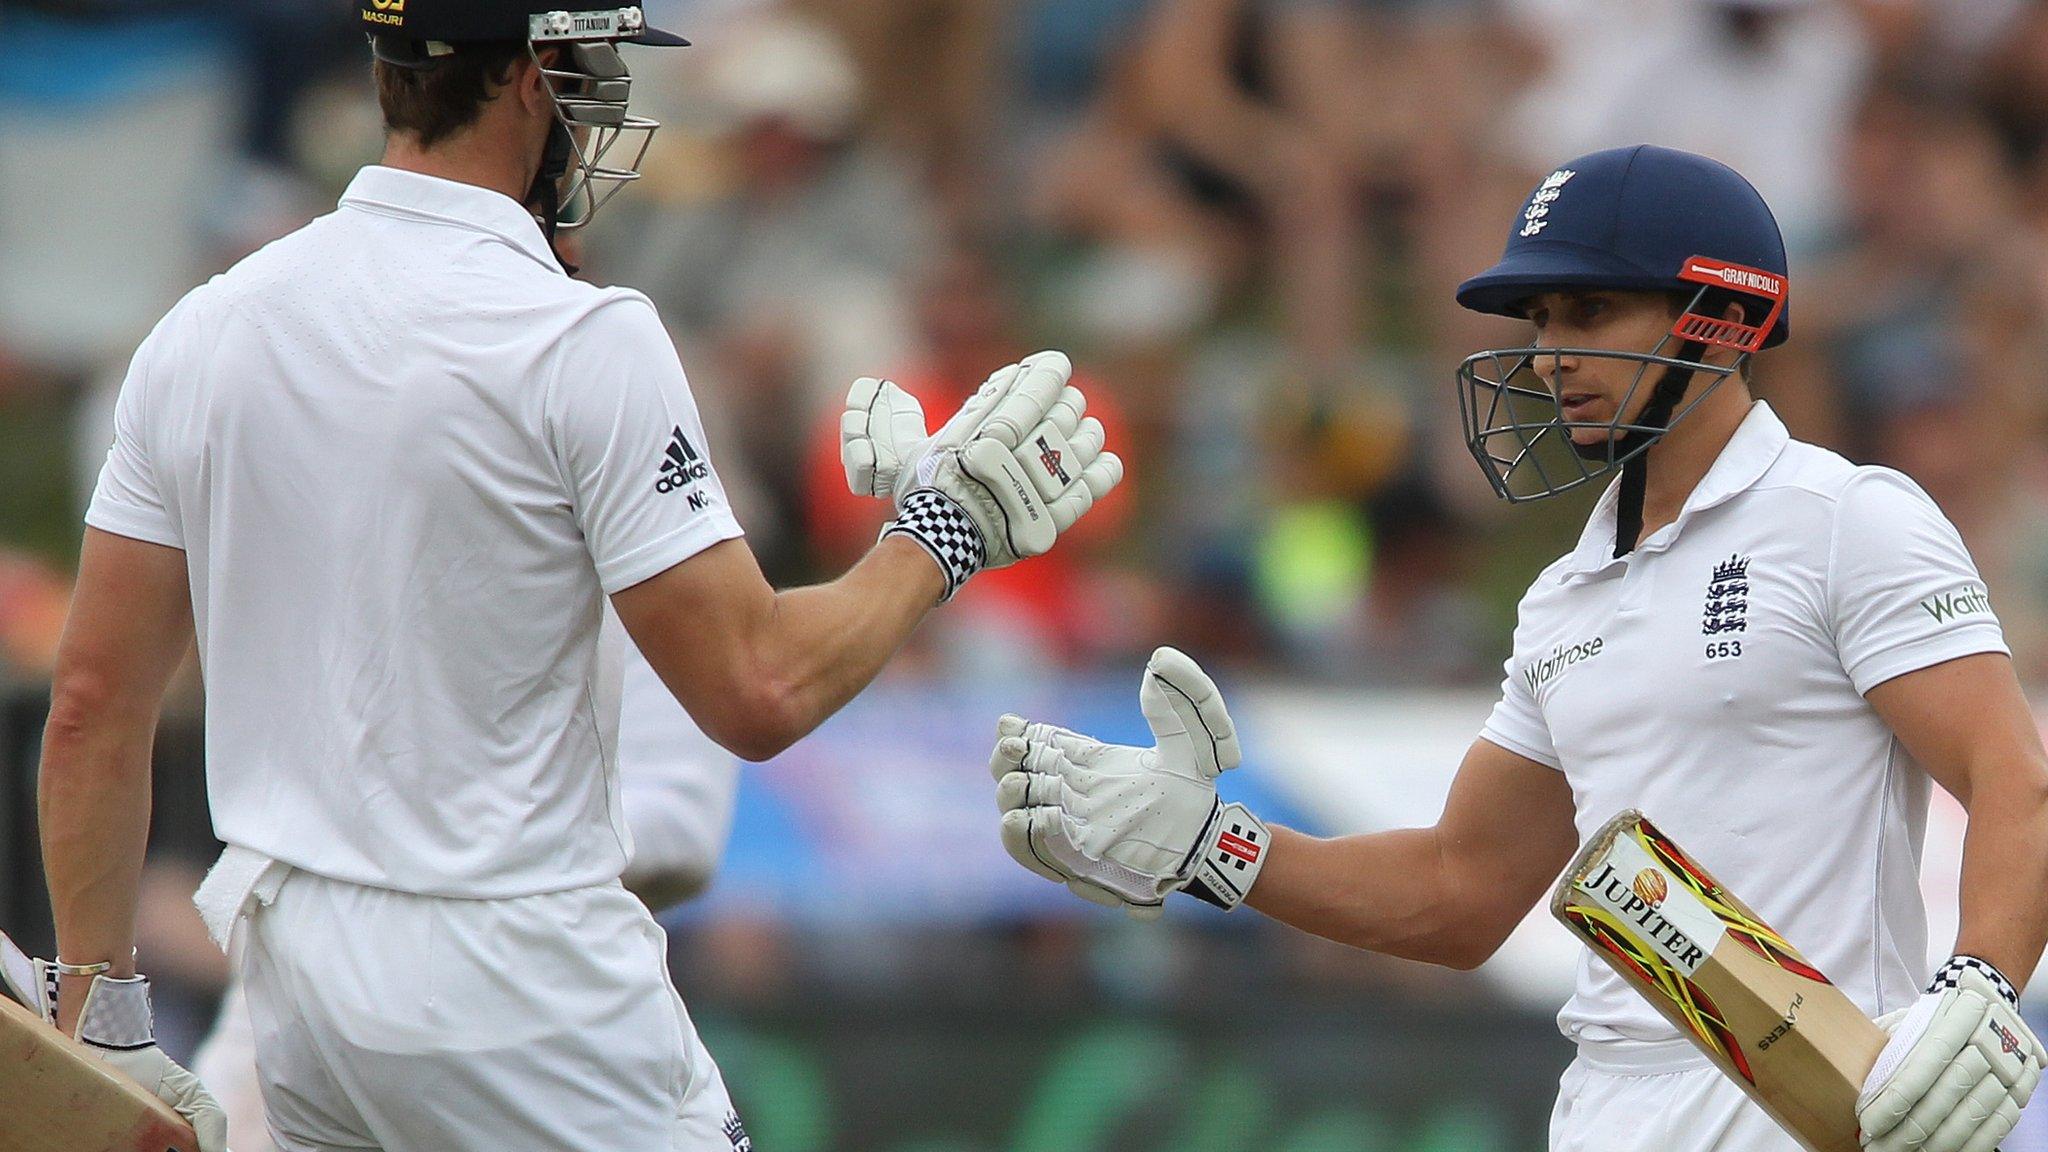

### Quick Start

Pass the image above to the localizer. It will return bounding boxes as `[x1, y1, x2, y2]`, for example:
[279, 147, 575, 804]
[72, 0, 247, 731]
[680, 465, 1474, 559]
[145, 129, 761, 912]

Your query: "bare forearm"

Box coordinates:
[39, 707, 156, 1029]
[1953, 763, 2048, 990]
[1244, 825, 1490, 968]
[741, 537, 944, 757]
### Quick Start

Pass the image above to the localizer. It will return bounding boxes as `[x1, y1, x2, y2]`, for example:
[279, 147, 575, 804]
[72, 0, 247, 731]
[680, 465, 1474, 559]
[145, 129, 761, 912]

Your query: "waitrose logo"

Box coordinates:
[1523, 636, 1604, 693]
[1920, 584, 1994, 625]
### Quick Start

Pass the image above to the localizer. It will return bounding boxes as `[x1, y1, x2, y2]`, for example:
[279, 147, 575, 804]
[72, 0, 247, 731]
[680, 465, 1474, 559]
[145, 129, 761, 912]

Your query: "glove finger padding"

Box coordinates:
[1044, 385, 1087, 438]
[997, 714, 1109, 766]
[1862, 992, 1989, 1139]
[1070, 416, 1106, 460]
[999, 807, 1072, 885]
[102, 1046, 231, 1152]
[1138, 646, 1240, 781]
[994, 769, 1066, 812]
[1957, 1095, 2022, 1152]
[842, 377, 930, 498]
[1860, 963, 2043, 1152]
[931, 361, 1024, 451]
[1050, 452, 1123, 534]
[992, 734, 1075, 780]
[1916, 1071, 2017, 1152]
[976, 351, 1071, 450]
[959, 436, 1057, 559]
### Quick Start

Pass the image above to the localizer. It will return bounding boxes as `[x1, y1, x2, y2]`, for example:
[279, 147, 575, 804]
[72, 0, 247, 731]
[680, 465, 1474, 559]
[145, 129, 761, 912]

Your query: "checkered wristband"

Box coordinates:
[885, 487, 986, 602]
[1929, 954, 2020, 1008]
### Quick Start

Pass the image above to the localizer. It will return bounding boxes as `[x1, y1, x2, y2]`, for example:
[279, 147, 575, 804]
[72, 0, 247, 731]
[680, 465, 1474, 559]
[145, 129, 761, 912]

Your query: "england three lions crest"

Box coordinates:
[1703, 554, 1749, 635]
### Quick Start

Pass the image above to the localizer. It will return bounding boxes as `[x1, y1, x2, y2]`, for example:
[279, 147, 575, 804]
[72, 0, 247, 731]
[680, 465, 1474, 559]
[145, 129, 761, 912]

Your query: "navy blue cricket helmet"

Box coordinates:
[1457, 144, 1789, 348]
[1452, 145, 1791, 510]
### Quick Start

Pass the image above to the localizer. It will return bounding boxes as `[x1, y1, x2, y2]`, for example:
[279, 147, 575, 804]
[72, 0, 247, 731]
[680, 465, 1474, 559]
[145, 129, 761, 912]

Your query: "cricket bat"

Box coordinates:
[0, 956, 199, 1152]
[1552, 810, 1890, 1152]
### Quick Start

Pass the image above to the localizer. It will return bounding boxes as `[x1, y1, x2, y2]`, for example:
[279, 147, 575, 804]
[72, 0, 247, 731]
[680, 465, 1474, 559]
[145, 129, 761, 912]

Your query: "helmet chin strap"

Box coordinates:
[527, 119, 578, 276]
[1605, 339, 1708, 558]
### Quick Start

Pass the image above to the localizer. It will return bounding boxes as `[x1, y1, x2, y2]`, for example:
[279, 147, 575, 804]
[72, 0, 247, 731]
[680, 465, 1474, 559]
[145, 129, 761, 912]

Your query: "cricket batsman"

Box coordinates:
[979, 145, 2048, 1152]
[30, 2, 1121, 1150]
[187, 633, 742, 1152]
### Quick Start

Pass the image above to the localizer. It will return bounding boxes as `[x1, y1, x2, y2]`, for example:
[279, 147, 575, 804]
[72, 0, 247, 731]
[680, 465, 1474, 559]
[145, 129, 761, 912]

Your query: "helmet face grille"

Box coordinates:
[1455, 327, 1745, 503]
[535, 43, 657, 231]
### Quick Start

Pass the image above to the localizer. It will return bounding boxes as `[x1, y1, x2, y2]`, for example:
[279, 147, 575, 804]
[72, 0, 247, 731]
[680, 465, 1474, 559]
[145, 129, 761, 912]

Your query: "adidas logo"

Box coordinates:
[656, 426, 711, 495]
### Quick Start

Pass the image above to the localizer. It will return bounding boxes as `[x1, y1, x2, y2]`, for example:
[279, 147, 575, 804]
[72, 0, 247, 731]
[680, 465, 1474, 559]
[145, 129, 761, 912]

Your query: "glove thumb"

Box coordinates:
[1138, 646, 1239, 780]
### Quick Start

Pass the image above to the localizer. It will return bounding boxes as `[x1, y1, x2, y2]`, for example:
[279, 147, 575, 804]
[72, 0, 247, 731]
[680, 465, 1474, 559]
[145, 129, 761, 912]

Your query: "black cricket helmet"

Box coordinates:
[359, 1, 689, 235]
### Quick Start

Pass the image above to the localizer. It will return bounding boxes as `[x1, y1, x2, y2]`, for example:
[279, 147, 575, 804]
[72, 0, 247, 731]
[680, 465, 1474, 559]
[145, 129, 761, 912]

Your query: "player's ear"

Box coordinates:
[511, 48, 558, 117]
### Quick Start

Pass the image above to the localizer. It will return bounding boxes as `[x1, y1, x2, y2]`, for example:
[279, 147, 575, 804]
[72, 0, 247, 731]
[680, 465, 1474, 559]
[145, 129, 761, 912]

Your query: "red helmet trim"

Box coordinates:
[1672, 256, 1787, 354]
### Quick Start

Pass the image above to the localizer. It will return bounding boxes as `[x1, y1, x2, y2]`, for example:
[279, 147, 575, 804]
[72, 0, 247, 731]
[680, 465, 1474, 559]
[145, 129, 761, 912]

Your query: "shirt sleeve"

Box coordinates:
[1828, 467, 2008, 695]
[84, 304, 187, 549]
[545, 292, 744, 594]
[1480, 595, 1563, 770]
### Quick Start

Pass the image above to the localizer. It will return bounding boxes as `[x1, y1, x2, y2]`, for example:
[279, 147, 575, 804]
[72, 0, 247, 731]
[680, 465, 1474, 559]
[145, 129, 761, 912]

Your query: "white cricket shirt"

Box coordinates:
[87, 166, 744, 898]
[1481, 402, 2007, 1058]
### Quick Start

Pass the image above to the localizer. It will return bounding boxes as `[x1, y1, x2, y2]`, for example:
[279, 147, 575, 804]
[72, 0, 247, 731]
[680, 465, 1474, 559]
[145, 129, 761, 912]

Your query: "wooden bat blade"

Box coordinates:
[0, 992, 199, 1152]
[1552, 810, 1889, 1152]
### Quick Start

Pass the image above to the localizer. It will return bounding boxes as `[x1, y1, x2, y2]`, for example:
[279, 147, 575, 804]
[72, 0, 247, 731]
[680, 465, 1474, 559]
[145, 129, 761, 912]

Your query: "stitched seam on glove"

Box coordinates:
[1149, 670, 1227, 778]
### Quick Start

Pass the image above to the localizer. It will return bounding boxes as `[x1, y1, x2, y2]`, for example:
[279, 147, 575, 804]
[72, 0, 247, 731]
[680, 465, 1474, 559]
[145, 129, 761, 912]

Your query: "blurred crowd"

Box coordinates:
[9, 0, 2048, 691]
[12, 8, 2048, 1138]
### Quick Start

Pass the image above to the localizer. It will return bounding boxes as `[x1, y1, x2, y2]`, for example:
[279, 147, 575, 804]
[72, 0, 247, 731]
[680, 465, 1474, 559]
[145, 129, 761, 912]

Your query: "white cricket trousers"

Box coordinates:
[229, 864, 743, 1152]
[1550, 1042, 1802, 1152]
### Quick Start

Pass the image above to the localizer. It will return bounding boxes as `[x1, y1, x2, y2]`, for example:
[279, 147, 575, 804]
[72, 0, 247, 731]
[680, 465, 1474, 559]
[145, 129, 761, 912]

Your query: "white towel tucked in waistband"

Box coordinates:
[194, 844, 291, 953]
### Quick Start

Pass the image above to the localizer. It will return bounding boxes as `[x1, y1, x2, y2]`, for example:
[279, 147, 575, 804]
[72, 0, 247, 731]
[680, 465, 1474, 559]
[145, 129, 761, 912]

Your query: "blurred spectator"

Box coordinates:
[1507, 0, 1872, 252]
[588, 10, 938, 400]
[1030, 0, 1363, 382]
[12, 0, 2048, 685]
[0, 552, 69, 679]
[793, 0, 1003, 232]
[10, 4, 2048, 1142]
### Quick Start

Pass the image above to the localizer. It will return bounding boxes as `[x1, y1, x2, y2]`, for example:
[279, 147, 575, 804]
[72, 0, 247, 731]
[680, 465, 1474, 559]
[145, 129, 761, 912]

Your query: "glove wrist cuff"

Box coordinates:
[76, 973, 155, 1051]
[1180, 801, 1269, 911]
[885, 487, 986, 601]
[1929, 954, 2020, 1008]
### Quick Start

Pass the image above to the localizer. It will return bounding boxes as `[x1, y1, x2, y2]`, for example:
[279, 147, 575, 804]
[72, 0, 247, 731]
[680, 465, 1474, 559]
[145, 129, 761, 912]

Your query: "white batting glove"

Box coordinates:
[1, 933, 229, 1152]
[844, 352, 1081, 503]
[856, 352, 1123, 598]
[1857, 955, 2044, 1152]
[991, 646, 1269, 919]
[841, 376, 931, 499]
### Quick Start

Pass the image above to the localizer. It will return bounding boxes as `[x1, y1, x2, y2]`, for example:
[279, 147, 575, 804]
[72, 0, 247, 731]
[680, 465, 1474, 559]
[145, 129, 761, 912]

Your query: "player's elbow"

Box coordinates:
[43, 671, 125, 749]
[707, 722, 786, 764]
[1434, 929, 1508, 972]
[706, 682, 806, 762]
[1416, 908, 1520, 971]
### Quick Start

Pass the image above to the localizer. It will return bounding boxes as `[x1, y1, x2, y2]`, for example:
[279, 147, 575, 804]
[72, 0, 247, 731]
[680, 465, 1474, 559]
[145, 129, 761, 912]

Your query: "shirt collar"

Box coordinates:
[338, 166, 559, 271]
[1560, 400, 1790, 578]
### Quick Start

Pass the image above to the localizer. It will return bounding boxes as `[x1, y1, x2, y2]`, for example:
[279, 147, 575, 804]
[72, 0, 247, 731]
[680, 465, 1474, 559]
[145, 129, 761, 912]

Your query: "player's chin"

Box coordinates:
[1565, 425, 1622, 458]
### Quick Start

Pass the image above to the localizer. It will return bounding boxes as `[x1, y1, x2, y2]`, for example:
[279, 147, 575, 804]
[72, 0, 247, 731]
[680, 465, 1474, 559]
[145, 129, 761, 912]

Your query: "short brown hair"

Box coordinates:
[374, 43, 528, 148]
